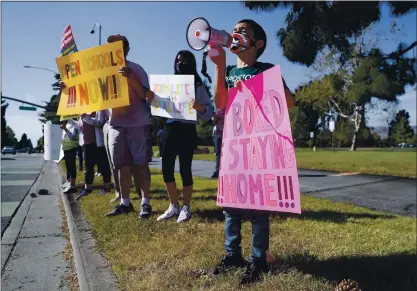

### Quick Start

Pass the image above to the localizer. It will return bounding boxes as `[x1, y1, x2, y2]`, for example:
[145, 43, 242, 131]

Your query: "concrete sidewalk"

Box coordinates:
[149, 159, 416, 216]
[2, 160, 119, 291]
[1, 161, 73, 290]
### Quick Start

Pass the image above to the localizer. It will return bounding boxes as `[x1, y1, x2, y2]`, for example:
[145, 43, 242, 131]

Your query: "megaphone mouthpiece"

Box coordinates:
[186, 17, 232, 51]
[195, 30, 210, 42]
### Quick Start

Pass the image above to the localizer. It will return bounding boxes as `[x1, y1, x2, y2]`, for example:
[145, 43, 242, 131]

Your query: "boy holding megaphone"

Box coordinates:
[208, 19, 294, 285]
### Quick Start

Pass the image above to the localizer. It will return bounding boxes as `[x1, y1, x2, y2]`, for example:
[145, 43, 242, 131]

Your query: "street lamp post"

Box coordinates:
[21, 65, 60, 112]
[23, 65, 58, 75]
[90, 21, 102, 45]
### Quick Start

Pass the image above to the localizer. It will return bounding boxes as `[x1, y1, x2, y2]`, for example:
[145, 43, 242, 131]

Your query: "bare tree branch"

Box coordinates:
[382, 41, 417, 60]
[329, 98, 350, 118]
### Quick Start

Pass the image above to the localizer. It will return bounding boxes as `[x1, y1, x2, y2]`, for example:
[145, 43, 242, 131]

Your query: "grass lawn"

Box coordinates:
[74, 168, 416, 291]
[168, 146, 417, 178]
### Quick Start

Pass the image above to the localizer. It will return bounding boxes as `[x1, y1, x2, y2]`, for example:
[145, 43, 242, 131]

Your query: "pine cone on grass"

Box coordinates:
[335, 279, 361, 291]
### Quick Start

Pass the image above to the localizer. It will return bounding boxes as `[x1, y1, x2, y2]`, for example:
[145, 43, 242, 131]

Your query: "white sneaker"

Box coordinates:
[177, 206, 191, 223]
[157, 204, 180, 221]
[61, 181, 70, 188]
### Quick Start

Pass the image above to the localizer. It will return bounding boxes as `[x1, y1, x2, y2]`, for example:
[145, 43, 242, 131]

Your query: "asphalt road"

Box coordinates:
[1, 153, 44, 235]
[149, 159, 416, 216]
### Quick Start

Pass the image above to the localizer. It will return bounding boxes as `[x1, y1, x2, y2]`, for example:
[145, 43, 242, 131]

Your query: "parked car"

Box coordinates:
[2, 146, 16, 155]
[398, 143, 417, 148]
[27, 148, 37, 154]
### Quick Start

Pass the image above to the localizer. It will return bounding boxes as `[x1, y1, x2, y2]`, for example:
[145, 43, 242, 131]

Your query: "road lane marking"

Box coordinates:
[2, 171, 40, 175]
[1, 180, 34, 186]
[1, 202, 20, 217]
[331, 172, 360, 177]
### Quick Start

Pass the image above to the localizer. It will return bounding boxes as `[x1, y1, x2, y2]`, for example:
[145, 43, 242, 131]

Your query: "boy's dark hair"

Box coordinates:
[237, 19, 267, 58]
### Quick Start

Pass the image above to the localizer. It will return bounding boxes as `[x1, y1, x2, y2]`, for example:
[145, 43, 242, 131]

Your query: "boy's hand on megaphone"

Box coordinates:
[208, 46, 226, 67]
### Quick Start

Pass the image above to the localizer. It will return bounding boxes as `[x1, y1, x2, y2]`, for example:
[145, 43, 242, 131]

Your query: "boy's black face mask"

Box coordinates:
[175, 62, 194, 74]
[230, 32, 255, 54]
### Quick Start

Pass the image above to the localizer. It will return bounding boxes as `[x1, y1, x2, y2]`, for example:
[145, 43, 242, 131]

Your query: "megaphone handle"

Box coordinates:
[207, 47, 220, 57]
[201, 50, 212, 84]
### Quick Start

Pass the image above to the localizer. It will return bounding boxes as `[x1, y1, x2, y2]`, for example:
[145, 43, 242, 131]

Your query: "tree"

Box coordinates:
[406, 134, 417, 145]
[243, 1, 416, 150]
[38, 73, 61, 125]
[388, 109, 415, 145]
[333, 118, 352, 148]
[1, 99, 9, 148]
[289, 101, 320, 147]
[3, 126, 18, 147]
[15, 133, 33, 150]
[36, 136, 44, 151]
[243, 1, 416, 66]
[372, 132, 382, 147]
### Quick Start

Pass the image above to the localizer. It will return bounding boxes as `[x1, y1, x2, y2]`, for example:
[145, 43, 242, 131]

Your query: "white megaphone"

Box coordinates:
[186, 17, 233, 51]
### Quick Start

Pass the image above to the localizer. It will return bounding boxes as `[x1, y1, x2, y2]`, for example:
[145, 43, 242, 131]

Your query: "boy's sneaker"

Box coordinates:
[239, 260, 269, 285]
[177, 205, 191, 223]
[139, 203, 152, 219]
[63, 187, 77, 194]
[75, 189, 92, 200]
[105, 203, 135, 217]
[157, 204, 180, 221]
[213, 254, 247, 275]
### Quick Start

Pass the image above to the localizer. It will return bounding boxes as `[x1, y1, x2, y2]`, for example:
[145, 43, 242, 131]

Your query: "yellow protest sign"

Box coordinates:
[56, 41, 129, 115]
[60, 114, 80, 121]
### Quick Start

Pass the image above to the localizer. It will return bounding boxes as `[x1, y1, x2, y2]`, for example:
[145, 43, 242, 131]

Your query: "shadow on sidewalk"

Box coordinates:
[270, 252, 416, 291]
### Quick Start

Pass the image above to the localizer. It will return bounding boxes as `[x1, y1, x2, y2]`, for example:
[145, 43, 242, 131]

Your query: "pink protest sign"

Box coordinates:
[216, 65, 301, 214]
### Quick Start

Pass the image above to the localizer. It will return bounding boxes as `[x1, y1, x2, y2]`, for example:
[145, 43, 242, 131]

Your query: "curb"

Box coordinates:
[1, 161, 46, 271]
[58, 163, 91, 291]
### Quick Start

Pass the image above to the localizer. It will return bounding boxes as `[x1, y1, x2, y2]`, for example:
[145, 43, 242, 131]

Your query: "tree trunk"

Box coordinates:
[349, 106, 363, 151]
[350, 131, 357, 151]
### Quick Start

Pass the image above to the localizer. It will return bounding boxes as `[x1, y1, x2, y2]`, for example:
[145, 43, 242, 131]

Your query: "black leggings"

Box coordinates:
[96, 146, 111, 184]
[162, 122, 197, 186]
[64, 148, 77, 180]
[84, 143, 98, 185]
[77, 145, 83, 171]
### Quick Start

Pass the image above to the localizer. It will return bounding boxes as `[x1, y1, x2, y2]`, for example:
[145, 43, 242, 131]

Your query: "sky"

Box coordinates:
[2, 1, 416, 144]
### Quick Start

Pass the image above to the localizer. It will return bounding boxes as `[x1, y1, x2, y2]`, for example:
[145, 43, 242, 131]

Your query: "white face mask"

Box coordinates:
[230, 32, 253, 54]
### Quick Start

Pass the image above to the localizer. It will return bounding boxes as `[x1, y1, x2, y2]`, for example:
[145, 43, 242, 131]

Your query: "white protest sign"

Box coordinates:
[150, 75, 196, 121]
[44, 123, 62, 161]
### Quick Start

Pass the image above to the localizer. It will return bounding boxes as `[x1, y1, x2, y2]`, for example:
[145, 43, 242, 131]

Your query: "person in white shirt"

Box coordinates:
[81, 110, 112, 195]
[61, 119, 80, 194]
